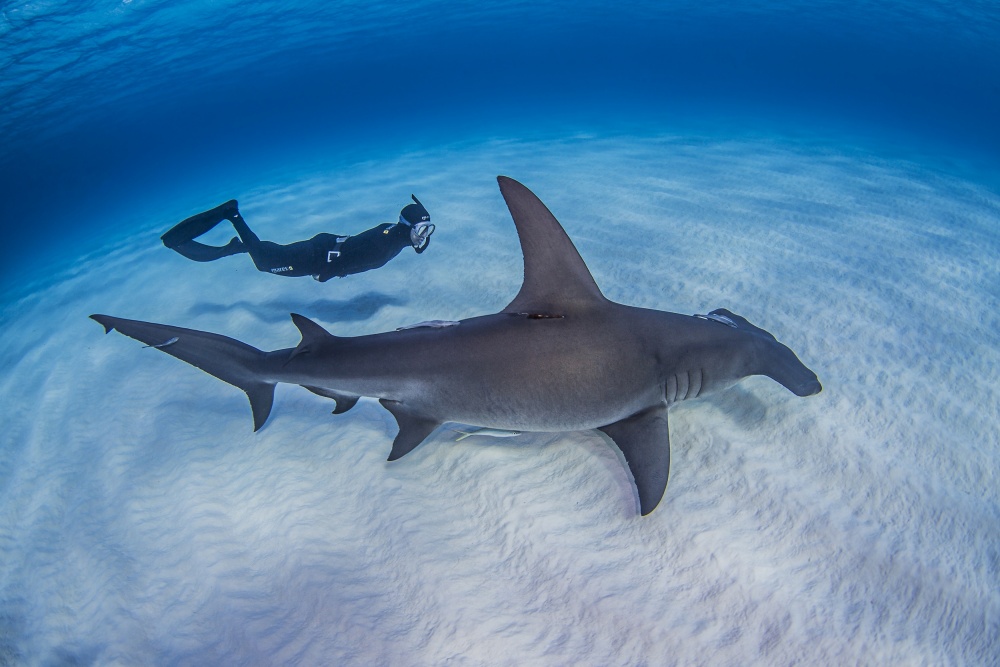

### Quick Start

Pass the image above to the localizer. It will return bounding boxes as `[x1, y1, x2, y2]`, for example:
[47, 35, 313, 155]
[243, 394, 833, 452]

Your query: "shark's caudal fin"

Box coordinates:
[497, 176, 608, 316]
[90, 314, 275, 431]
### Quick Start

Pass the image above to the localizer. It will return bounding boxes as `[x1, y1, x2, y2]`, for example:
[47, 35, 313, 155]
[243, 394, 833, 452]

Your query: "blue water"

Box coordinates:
[3, 3, 1000, 663]
[2, 0, 999, 288]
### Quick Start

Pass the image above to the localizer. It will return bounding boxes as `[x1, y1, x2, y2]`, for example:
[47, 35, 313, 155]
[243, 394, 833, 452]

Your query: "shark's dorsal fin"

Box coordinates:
[497, 176, 607, 315]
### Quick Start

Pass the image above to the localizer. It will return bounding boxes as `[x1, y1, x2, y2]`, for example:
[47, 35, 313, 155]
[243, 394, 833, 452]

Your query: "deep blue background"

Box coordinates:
[2, 1, 999, 285]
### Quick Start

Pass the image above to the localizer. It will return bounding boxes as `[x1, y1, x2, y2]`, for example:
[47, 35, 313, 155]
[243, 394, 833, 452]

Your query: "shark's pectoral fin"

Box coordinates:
[303, 386, 360, 414]
[379, 399, 441, 461]
[598, 403, 671, 516]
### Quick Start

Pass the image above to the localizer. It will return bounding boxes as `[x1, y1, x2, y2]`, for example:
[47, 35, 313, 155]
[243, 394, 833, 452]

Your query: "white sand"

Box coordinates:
[1, 134, 997, 665]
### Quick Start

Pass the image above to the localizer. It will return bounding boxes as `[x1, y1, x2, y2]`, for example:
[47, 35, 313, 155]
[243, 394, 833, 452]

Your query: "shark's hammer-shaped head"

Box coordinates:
[711, 308, 822, 397]
[764, 340, 823, 397]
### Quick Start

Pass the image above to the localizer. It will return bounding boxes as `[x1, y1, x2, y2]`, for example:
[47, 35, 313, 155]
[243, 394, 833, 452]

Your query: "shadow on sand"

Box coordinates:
[187, 290, 407, 324]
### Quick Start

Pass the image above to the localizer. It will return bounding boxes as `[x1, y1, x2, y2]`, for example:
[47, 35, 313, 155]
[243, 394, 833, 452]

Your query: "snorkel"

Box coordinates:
[400, 194, 434, 250]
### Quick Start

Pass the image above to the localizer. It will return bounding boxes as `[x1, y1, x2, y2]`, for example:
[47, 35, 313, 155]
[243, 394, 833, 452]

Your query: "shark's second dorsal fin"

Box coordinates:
[497, 176, 607, 315]
[291, 313, 333, 342]
[287, 313, 339, 363]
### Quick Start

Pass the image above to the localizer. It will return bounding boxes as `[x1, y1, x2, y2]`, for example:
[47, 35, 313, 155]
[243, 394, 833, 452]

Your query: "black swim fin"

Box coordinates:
[161, 199, 239, 248]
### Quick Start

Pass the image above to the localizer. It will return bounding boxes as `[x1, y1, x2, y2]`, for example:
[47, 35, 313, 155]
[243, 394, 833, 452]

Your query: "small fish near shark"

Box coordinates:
[91, 176, 821, 515]
[142, 336, 179, 349]
[396, 320, 461, 331]
[453, 427, 523, 442]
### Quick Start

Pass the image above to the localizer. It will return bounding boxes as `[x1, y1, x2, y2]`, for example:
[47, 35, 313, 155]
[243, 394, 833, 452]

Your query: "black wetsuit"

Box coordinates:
[162, 200, 428, 281]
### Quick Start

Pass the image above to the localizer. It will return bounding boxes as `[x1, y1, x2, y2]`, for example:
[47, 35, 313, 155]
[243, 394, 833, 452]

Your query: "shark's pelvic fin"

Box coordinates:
[303, 386, 360, 414]
[90, 314, 276, 431]
[379, 399, 442, 461]
[598, 403, 671, 516]
[497, 176, 607, 316]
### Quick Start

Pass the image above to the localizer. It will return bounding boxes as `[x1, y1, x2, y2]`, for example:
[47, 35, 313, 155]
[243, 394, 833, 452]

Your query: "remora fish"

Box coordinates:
[143, 336, 179, 349]
[453, 427, 523, 442]
[396, 320, 460, 331]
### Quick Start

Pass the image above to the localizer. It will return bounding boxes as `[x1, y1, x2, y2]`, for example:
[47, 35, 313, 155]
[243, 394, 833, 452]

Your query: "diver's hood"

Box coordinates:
[400, 194, 430, 226]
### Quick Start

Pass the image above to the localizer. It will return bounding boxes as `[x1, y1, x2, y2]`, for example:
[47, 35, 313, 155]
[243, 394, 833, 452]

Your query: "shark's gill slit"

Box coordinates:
[691, 368, 703, 399]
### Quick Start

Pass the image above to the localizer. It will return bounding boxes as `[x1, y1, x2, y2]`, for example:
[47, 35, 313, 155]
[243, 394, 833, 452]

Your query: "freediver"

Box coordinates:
[160, 195, 434, 282]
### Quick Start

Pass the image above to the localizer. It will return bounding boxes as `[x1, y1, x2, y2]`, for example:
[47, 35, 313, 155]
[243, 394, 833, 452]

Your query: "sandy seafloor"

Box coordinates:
[1, 134, 998, 665]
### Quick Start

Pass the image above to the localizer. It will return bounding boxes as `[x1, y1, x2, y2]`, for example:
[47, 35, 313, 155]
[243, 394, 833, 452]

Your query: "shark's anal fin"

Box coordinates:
[303, 386, 360, 414]
[598, 403, 671, 516]
[379, 399, 441, 461]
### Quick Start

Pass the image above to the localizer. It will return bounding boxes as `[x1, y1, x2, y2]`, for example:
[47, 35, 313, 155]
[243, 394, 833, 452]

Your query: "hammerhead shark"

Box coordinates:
[92, 176, 821, 515]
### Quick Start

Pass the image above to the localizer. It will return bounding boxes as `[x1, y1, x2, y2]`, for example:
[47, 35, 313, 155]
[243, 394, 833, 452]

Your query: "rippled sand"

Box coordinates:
[1, 135, 997, 665]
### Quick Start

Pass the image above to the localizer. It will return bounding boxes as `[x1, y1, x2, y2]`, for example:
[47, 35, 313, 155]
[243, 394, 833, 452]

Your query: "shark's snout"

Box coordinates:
[759, 338, 822, 398]
[793, 378, 823, 397]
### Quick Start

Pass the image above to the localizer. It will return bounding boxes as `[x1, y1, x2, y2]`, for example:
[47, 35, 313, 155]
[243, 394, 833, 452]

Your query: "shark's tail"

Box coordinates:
[90, 314, 276, 430]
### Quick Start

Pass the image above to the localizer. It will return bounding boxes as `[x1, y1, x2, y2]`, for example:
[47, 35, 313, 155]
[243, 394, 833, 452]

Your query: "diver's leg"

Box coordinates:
[161, 199, 240, 248]
[224, 209, 308, 277]
[227, 209, 261, 246]
[169, 237, 247, 262]
[225, 211, 278, 271]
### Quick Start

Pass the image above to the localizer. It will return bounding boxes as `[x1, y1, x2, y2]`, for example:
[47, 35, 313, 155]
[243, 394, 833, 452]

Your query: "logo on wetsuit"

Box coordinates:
[270, 266, 294, 274]
[327, 237, 349, 262]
